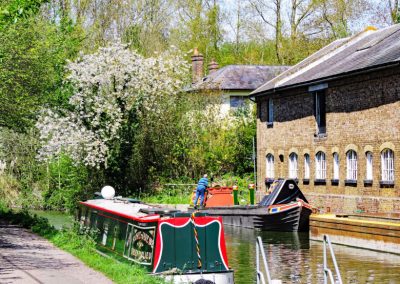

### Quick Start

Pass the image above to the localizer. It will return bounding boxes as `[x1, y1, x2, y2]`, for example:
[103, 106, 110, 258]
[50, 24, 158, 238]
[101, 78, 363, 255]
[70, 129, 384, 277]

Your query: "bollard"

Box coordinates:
[233, 185, 239, 205]
[248, 184, 255, 205]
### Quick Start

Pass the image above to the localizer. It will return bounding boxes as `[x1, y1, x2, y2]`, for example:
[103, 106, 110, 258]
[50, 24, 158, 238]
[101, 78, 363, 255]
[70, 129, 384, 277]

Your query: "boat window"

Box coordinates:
[112, 224, 119, 250]
[346, 150, 357, 181]
[381, 149, 394, 182]
[102, 219, 109, 246]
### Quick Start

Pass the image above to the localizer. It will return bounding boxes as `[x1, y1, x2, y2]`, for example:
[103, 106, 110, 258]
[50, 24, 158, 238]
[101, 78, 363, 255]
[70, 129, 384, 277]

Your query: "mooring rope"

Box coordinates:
[191, 211, 202, 268]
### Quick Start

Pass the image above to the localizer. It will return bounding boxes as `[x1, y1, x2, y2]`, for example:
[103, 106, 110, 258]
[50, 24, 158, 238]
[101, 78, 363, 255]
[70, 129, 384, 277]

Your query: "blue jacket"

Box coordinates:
[196, 177, 208, 191]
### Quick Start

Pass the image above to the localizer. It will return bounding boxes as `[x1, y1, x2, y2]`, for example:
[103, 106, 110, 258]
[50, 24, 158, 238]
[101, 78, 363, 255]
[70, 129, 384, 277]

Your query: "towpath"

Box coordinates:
[0, 222, 113, 284]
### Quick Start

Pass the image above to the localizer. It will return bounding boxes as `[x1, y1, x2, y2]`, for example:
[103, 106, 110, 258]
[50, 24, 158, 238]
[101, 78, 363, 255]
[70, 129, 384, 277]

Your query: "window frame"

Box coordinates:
[365, 152, 373, 181]
[288, 153, 298, 179]
[315, 151, 326, 180]
[346, 150, 358, 182]
[381, 149, 394, 183]
[304, 154, 310, 180]
[266, 154, 275, 179]
[267, 98, 274, 126]
[314, 91, 326, 135]
[332, 152, 339, 180]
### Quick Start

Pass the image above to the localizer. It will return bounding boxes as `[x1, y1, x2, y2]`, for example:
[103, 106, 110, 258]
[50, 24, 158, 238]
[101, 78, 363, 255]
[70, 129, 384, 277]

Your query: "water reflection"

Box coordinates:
[224, 226, 400, 284]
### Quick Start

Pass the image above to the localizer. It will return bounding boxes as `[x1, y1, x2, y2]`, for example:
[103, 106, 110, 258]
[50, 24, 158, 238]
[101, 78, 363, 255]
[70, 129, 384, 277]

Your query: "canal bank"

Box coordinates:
[0, 221, 113, 284]
[310, 213, 400, 254]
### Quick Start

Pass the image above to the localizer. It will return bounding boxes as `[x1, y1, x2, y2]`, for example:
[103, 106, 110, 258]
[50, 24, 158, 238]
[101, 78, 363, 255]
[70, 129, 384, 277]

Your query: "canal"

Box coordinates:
[34, 211, 400, 283]
[224, 226, 400, 283]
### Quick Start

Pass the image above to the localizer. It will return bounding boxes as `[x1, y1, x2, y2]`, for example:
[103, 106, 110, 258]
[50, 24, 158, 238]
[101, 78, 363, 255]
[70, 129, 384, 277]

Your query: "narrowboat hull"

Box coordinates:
[196, 200, 312, 232]
[78, 198, 233, 284]
[191, 179, 313, 232]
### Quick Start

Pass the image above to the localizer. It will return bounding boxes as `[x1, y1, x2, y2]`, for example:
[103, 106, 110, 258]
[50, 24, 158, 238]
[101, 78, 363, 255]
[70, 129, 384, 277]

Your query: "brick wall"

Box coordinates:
[256, 67, 400, 213]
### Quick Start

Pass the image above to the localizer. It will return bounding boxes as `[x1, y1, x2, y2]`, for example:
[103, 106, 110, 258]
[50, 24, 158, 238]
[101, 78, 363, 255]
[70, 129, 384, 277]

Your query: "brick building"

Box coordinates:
[191, 48, 288, 116]
[250, 25, 400, 213]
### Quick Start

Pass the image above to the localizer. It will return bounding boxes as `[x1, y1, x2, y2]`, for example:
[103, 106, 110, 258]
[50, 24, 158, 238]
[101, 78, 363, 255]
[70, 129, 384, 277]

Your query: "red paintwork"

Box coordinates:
[267, 199, 314, 211]
[192, 187, 234, 207]
[79, 201, 160, 223]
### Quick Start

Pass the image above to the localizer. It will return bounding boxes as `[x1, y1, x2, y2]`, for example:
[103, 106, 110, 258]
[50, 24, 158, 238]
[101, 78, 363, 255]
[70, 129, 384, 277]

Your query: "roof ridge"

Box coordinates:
[274, 28, 377, 88]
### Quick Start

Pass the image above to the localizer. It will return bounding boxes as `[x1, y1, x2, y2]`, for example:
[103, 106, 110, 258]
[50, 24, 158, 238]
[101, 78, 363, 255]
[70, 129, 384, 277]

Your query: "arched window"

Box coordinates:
[304, 154, 310, 179]
[366, 152, 373, 180]
[315, 152, 326, 179]
[346, 150, 357, 180]
[288, 153, 298, 179]
[333, 153, 339, 180]
[266, 154, 275, 179]
[381, 149, 394, 182]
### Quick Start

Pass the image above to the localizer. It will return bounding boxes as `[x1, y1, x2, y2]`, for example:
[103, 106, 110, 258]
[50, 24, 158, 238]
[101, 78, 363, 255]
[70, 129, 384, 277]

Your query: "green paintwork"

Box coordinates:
[79, 205, 227, 274]
[155, 221, 227, 273]
[233, 190, 239, 205]
[249, 188, 255, 205]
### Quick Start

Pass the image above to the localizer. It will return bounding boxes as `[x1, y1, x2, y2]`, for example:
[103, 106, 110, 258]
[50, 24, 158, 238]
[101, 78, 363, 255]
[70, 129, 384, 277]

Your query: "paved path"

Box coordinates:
[0, 222, 113, 284]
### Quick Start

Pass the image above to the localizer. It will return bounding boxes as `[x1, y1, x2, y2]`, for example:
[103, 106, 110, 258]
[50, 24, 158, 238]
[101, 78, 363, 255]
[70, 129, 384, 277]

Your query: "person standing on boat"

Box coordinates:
[194, 174, 208, 209]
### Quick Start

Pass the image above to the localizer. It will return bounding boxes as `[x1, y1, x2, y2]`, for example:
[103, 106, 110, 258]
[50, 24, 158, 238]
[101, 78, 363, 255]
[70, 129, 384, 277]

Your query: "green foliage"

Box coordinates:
[141, 173, 255, 205]
[0, 14, 83, 131]
[44, 154, 89, 211]
[0, 0, 48, 29]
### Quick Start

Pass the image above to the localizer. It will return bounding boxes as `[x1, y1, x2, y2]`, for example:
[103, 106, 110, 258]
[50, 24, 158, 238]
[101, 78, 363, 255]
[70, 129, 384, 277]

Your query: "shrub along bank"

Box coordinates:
[0, 202, 163, 284]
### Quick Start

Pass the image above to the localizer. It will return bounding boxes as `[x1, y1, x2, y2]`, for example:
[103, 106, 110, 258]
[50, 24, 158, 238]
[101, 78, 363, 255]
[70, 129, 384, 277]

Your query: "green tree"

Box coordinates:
[0, 15, 83, 131]
[0, 0, 48, 29]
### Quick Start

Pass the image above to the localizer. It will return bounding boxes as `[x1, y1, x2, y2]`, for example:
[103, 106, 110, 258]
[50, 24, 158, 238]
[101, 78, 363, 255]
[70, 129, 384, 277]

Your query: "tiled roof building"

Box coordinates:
[251, 24, 400, 213]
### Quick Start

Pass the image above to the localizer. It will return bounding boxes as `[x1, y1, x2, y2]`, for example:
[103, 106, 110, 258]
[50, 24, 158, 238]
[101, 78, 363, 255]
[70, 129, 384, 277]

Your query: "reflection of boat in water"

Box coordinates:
[77, 187, 234, 284]
[192, 179, 313, 232]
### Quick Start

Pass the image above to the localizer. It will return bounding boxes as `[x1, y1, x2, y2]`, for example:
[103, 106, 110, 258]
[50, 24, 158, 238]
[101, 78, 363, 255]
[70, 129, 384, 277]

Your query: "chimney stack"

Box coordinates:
[208, 58, 219, 74]
[191, 48, 204, 85]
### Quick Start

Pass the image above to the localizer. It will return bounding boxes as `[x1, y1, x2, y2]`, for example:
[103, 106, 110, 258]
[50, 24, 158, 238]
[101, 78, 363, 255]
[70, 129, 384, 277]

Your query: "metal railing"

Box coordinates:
[323, 235, 342, 284]
[256, 236, 281, 284]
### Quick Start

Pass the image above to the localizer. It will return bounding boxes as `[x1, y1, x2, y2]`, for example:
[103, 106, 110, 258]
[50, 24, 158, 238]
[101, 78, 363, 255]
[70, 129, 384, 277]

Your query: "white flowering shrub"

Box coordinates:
[36, 43, 189, 168]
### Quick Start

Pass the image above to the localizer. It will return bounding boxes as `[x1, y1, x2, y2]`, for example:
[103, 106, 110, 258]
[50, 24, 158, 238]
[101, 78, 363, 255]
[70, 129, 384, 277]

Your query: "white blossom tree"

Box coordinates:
[36, 42, 189, 168]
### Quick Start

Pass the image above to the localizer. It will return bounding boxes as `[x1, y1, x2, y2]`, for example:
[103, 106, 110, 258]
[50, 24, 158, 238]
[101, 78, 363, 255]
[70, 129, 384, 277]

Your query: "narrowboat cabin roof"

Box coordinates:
[80, 199, 165, 222]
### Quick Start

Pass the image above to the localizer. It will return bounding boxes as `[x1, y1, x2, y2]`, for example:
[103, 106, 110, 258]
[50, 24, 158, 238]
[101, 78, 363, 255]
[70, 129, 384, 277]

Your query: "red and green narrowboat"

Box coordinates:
[77, 192, 234, 284]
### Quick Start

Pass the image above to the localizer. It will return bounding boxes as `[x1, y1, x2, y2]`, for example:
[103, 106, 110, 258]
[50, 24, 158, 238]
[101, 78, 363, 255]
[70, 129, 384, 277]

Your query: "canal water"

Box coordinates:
[34, 211, 400, 283]
[224, 226, 400, 283]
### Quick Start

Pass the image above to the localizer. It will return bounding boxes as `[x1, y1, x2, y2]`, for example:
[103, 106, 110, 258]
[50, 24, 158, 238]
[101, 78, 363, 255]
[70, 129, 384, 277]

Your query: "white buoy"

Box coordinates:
[101, 185, 115, 199]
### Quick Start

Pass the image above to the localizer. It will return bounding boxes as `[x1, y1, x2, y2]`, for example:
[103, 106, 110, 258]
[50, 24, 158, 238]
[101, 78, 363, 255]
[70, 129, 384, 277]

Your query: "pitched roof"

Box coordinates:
[251, 24, 400, 96]
[194, 65, 289, 91]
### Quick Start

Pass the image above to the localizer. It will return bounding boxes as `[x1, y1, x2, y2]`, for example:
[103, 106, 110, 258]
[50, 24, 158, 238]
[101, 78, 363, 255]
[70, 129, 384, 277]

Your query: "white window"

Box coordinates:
[366, 152, 373, 180]
[304, 154, 310, 179]
[266, 154, 274, 179]
[315, 152, 326, 179]
[333, 153, 339, 180]
[346, 150, 357, 180]
[381, 149, 394, 182]
[288, 153, 298, 179]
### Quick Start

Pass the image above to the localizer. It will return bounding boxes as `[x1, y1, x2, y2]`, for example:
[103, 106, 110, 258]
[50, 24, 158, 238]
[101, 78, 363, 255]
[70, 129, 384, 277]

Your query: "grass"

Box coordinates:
[0, 202, 164, 284]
